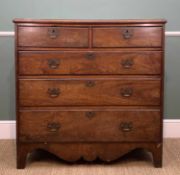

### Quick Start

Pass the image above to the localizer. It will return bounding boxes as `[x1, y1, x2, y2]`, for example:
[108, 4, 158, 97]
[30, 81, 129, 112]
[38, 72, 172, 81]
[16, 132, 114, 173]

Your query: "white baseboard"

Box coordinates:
[163, 119, 180, 138]
[0, 120, 180, 139]
[0, 121, 16, 139]
[0, 31, 180, 37]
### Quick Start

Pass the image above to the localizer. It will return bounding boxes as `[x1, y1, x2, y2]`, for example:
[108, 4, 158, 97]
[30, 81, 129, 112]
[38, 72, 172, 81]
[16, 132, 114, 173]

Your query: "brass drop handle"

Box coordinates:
[120, 87, 133, 97]
[120, 122, 133, 132]
[47, 122, 61, 132]
[48, 88, 61, 98]
[48, 59, 60, 69]
[121, 59, 134, 69]
[122, 29, 133, 39]
[48, 27, 59, 39]
[85, 52, 95, 60]
[86, 80, 95, 87]
[85, 111, 96, 119]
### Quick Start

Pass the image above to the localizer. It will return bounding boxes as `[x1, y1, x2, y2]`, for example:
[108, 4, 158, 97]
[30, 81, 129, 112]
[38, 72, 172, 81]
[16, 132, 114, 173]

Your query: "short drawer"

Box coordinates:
[19, 108, 161, 142]
[93, 27, 163, 48]
[17, 26, 89, 48]
[18, 51, 162, 75]
[19, 77, 160, 106]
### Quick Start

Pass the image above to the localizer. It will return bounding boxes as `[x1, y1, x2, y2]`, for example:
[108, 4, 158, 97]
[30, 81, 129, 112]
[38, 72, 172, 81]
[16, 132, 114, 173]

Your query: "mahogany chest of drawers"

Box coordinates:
[13, 19, 166, 169]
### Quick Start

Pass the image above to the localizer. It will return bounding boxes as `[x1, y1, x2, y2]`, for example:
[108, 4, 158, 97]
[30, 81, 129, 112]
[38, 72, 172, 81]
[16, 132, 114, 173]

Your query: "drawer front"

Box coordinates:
[18, 27, 89, 48]
[18, 51, 162, 75]
[19, 78, 160, 106]
[93, 27, 162, 48]
[19, 108, 161, 142]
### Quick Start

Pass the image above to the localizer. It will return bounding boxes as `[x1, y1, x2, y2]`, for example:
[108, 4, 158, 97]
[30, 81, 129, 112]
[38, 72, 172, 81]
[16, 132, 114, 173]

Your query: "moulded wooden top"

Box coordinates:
[13, 18, 167, 24]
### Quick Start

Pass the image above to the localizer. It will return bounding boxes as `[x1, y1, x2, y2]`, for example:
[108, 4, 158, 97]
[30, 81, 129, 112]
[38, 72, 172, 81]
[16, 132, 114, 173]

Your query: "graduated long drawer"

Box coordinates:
[19, 76, 161, 106]
[19, 107, 161, 142]
[18, 51, 162, 75]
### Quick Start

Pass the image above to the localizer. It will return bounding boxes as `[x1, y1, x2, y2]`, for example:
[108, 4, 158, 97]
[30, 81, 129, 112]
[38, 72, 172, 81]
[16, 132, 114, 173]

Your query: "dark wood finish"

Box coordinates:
[18, 27, 89, 48]
[14, 19, 166, 169]
[93, 27, 162, 48]
[13, 18, 166, 25]
[17, 47, 164, 51]
[17, 142, 163, 169]
[18, 51, 162, 75]
[19, 78, 160, 106]
[19, 108, 160, 142]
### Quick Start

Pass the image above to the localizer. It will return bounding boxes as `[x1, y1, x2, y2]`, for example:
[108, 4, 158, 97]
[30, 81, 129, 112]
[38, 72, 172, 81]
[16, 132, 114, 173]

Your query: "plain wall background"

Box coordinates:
[0, 0, 180, 120]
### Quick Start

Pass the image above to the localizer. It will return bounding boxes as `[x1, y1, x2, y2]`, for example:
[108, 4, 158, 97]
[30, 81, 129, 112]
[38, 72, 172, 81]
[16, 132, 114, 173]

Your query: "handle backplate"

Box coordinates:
[47, 122, 61, 132]
[86, 80, 95, 87]
[122, 29, 133, 39]
[48, 59, 60, 69]
[121, 59, 134, 69]
[85, 52, 95, 60]
[85, 111, 96, 119]
[48, 88, 60, 98]
[120, 87, 133, 97]
[120, 122, 133, 132]
[48, 27, 59, 39]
